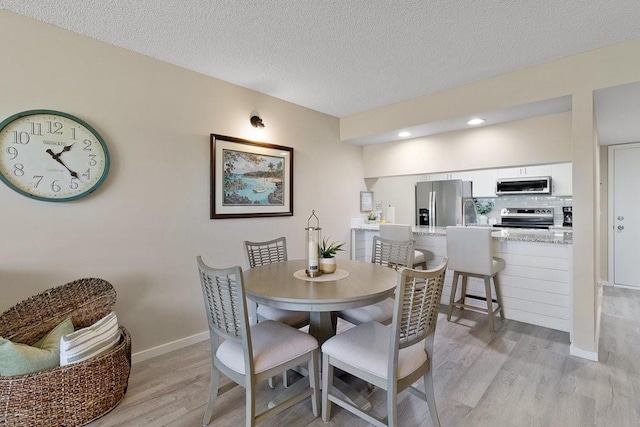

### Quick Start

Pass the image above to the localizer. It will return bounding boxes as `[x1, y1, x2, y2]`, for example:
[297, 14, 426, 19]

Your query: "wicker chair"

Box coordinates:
[0, 278, 132, 427]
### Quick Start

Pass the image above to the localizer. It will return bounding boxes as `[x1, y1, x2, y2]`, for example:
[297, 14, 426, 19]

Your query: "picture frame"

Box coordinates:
[210, 134, 293, 219]
[360, 191, 374, 212]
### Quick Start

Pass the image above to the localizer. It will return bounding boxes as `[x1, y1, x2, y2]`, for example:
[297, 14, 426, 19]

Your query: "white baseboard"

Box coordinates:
[132, 331, 210, 365]
[570, 344, 599, 362]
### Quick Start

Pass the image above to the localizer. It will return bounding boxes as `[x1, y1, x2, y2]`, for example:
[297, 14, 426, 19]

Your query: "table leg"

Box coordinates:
[308, 311, 336, 345]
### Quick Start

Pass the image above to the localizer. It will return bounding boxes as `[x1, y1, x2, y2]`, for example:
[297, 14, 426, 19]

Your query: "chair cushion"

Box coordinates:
[339, 298, 394, 324]
[60, 311, 120, 366]
[0, 317, 74, 376]
[322, 321, 427, 380]
[257, 305, 309, 326]
[217, 320, 317, 375]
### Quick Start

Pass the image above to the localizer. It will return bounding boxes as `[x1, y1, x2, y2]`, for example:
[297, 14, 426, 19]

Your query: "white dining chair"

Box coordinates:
[446, 226, 505, 331]
[197, 257, 320, 427]
[322, 261, 448, 427]
[337, 236, 414, 326]
[379, 223, 433, 269]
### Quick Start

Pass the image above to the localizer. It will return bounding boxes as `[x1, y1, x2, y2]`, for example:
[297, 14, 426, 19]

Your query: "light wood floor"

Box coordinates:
[89, 286, 640, 426]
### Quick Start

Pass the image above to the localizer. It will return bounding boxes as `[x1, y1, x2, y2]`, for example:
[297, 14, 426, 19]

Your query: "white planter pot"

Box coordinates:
[319, 257, 337, 274]
[478, 214, 488, 225]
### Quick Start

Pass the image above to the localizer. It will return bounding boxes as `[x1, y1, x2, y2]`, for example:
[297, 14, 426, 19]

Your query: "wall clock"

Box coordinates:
[0, 110, 110, 202]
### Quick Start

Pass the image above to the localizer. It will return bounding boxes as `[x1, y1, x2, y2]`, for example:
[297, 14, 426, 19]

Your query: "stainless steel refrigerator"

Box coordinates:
[415, 180, 473, 226]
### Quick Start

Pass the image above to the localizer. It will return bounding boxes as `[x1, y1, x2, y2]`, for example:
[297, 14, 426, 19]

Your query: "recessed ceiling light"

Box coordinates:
[398, 131, 411, 138]
[467, 118, 485, 125]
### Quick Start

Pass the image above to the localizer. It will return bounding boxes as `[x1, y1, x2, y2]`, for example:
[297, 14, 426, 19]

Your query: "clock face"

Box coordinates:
[0, 110, 110, 202]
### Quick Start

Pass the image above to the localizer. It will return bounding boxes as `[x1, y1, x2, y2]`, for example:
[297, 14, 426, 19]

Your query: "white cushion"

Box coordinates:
[447, 226, 506, 276]
[217, 320, 317, 375]
[60, 311, 120, 366]
[322, 321, 427, 380]
[339, 298, 394, 324]
[257, 305, 309, 326]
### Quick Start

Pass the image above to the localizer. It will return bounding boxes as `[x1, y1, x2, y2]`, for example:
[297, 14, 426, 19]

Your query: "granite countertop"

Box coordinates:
[352, 224, 573, 244]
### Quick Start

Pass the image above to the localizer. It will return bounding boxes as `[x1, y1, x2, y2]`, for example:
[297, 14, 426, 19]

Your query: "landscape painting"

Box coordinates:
[210, 134, 293, 219]
[222, 149, 284, 206]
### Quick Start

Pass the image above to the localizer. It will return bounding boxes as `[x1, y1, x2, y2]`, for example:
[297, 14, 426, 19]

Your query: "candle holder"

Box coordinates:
[305, 210, 322, 277]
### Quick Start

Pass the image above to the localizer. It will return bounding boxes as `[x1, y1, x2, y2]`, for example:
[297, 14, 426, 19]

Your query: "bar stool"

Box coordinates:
[445, 226, 505, 331]
[379, 223, 433, 269]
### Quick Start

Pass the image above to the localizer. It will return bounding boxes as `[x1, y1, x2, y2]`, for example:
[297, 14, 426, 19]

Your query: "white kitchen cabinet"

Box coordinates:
[350, 229, 379, 262]
[428, 171, 473, 181]
[471, 169, 498, 197]
[551, 162, 572, 196]
[497, 165, 552, 178]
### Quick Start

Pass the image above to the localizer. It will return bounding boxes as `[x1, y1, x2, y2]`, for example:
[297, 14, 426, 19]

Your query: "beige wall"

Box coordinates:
[363, 111, 571, 178]
[0, 12, 365, 356]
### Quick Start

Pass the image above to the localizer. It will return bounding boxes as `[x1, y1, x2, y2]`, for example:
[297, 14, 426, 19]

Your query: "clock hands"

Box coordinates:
[46, 146, 79, 179]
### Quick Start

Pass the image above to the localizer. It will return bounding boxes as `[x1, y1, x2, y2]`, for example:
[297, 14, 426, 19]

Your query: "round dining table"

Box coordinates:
[243, 258, 397, 345]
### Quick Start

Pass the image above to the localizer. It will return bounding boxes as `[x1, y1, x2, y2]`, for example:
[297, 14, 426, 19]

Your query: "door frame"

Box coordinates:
[608, 142, 640, 288]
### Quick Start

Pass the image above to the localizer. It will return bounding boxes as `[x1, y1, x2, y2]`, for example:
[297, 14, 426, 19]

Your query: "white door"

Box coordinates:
[611, 144, 640, 287]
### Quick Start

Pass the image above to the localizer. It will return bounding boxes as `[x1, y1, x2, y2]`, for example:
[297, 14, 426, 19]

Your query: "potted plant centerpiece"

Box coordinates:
[318, 237, 345, 274]
[475, 200, 494, 225]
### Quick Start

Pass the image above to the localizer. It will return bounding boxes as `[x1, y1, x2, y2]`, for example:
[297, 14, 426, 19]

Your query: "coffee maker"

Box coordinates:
[562, 206, 573, 227]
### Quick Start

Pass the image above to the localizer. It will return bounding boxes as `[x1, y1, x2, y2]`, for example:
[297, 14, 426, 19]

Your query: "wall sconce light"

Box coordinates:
[250, 115, 265, 128]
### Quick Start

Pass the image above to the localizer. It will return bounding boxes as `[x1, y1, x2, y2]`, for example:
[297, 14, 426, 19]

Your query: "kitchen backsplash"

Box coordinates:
[474, 195, 573, 226]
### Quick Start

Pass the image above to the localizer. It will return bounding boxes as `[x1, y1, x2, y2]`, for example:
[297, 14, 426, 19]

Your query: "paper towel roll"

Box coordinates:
[384, 205, 396, 224]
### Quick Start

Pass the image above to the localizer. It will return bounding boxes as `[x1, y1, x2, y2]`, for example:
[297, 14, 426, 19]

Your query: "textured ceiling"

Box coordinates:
[2, 1, 640, 119]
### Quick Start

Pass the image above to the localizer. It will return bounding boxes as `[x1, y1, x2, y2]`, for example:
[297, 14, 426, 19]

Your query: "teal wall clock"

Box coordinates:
[0, 110, 110, 202]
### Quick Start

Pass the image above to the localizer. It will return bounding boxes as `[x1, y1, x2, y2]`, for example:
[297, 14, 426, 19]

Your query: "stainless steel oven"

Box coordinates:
[495, 207, 554, 229]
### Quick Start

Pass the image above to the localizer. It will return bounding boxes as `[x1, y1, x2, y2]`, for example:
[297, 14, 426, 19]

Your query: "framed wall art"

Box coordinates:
[360, 191, 374, 212]
[210, 134, 293, 219]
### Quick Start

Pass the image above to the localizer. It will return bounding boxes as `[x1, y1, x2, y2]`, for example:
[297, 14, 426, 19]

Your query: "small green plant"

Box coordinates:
[318, 237, 345, 258]
[475, 200, 494, 215]
[367, 212, 378, 221]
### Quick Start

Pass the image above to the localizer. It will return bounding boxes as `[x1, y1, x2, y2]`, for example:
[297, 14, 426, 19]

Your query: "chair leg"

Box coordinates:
[387, 386, 399, 427]
[203, 366, 220, 426]
[321, 353, 334, 422]
[282, 370, 289, 388]
[268, 377, 275, 389]
[484, 276, 496, 332]
[309, 349, 320, 417]
[493, 274, 505, 319]
[423, 369, 441, 427]
[460, 275, 468, 307]
[447, 271, 460, 321]
[246, 380, 256, 427]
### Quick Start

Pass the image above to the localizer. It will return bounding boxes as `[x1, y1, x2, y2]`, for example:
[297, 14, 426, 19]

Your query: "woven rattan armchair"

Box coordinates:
[0, 278, 131, 427]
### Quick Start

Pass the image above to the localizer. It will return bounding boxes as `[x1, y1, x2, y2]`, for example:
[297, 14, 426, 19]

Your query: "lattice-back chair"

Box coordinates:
[379, 223, 434, 269]
[197, 257, 320, 427]
[243, 237, 310, 329]
[322, 260, 448, 427]
[338, 236, 415, 325]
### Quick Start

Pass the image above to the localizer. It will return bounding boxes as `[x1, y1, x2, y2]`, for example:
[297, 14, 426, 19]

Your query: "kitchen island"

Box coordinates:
[350, 225, 572, 333]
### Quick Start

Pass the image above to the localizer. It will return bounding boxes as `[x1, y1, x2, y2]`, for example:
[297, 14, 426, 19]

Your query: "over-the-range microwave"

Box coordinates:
[495, 176, 552, 195]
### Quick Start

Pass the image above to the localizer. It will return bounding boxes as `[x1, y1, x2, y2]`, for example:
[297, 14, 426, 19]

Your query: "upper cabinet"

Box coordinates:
[471, 169, 498, 198]
[551, 162, 572, 196]
[428, 171, 473, 181]
[496, 165, 552, 178]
